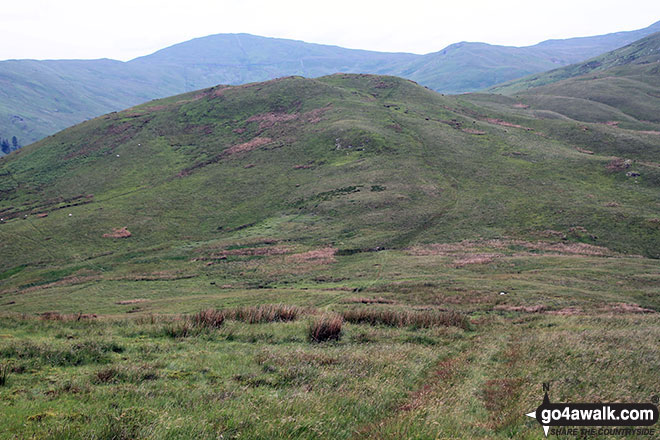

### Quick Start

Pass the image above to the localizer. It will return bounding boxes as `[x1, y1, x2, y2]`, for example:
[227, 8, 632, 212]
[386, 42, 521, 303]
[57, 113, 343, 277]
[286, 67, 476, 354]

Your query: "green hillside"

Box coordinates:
[2, 21, 659, 146]
[0, 73, 659, 439]
[392, 20, 660, 93]
[489, 32, 660, 127]
[1, 73, 658, 269]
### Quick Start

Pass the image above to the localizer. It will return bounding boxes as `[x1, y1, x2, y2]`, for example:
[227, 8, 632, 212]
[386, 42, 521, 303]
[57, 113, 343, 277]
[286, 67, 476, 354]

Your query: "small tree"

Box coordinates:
[11, 136, 18, 149]
[0, 139, 10, 155]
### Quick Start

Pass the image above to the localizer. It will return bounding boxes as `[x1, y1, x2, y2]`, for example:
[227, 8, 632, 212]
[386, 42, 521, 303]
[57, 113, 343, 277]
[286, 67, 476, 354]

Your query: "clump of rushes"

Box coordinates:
[0, 362, 10, 386]
[163, 304, 304, 338]
[163, 309, 225, 338]
[309, 314, 343, 343]
[225, 304, 301, 324]
[163, 319, 199, 338]
[191, 309, 225, 329]
[341, 308, 470, 330]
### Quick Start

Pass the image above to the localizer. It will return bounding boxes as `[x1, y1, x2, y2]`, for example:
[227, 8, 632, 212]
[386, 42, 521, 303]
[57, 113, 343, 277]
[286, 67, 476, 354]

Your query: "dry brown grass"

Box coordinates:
[285, 247, 337, 265]
[309, 314, 343, 342]
[224, 304, 302, 323]
[222, 137, 272, 157]
[484, 118, 532, 130]
[162, 304, 304, 337]
[191, 309, 226, 329]
[247, 112, 298, 130]
[102, 227, 132, 239]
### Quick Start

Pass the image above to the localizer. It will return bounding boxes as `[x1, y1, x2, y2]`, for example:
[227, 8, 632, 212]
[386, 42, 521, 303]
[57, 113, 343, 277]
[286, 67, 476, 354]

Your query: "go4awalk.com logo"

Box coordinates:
[525, 385, 659, 437]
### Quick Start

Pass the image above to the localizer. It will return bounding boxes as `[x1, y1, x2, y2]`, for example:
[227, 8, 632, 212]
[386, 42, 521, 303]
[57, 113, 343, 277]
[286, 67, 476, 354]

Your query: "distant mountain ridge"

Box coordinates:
[1, 20, 659, 147]
[487, 31, 660, 125]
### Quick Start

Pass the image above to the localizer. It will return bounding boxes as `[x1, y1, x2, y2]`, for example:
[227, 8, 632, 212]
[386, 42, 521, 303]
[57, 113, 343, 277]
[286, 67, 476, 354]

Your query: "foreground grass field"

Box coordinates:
[1, 244, 658, 439]
[1, 310, 658, 439]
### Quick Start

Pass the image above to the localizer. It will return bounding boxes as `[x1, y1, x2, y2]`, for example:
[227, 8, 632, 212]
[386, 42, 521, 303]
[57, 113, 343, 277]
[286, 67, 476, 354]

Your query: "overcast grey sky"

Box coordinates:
[2, 0, 659, 61]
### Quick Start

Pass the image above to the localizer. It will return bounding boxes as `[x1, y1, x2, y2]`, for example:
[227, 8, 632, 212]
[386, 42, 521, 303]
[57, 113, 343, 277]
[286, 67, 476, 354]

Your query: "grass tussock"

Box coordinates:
[0, 362, 9, 386]
[162, 319, 202, 338]
[341, 308, 471, 330]
[225, 304, 302, 324]
[309, 314, 343, 343]
[191, 309, 225, 328]
[162, 304, 302, 337]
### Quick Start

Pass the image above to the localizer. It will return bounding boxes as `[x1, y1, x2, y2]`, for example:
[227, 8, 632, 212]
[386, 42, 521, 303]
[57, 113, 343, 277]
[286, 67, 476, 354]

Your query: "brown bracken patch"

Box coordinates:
[286, 247, 337, 265]
[103, 227, 131, 238]
[247, 112, 298, 130]
[222, 137, 272, 157]
[601, 303, 655, 314]
[485, 118, 533, 131]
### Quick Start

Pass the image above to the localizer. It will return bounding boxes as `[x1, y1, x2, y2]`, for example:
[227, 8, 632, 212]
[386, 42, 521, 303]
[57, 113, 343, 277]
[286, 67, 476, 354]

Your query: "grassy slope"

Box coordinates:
[489, 32, 660, 127]
[0, 73, 659, 439]
[2, 21, 659, 145]
[0, 74, 658, 271]
[392, 19, 660, 93]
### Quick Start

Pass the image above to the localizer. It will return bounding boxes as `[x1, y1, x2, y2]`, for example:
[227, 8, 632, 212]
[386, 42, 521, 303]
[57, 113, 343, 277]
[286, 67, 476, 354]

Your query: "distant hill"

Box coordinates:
[1, 21, 659, 147]
[1, 71, 658, 283]
[393, 21, 660, 93]
[487, 31, 660, 125]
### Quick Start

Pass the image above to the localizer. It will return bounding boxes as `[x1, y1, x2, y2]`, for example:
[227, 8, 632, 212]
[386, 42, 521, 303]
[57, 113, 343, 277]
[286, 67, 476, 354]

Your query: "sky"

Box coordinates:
[2, 0, 659, 61]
